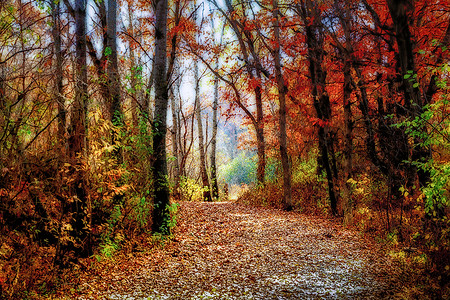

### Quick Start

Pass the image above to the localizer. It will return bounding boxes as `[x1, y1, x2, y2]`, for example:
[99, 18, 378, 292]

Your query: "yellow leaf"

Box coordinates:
[347, 178, 357, 185]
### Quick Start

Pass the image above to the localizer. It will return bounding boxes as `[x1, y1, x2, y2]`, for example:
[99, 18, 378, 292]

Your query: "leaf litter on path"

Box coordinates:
[72, 201, 399, 299]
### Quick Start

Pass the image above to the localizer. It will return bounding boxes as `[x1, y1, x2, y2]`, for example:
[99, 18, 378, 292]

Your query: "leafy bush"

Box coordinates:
[179, 177, 207, 201]
[219, 152, 256, 185]
[88, 110, 156, 258]
[238, 156, 327, 213]
[264, 157, 280, 183]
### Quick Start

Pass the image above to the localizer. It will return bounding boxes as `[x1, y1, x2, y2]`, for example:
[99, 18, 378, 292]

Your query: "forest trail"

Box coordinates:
[73, 202, 399, 299]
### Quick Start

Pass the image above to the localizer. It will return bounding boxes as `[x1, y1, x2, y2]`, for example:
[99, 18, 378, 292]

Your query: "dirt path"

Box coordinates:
[75, 201, 399, 299]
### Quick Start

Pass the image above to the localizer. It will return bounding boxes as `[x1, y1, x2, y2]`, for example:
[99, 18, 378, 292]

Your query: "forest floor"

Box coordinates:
[59, 201, 402, 299]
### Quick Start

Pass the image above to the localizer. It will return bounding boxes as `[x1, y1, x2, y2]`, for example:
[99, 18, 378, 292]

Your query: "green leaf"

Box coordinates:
[104, 47, 112, 56]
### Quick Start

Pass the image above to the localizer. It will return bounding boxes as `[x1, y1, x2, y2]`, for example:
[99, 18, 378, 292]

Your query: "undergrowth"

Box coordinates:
[238, 156, 327, 214]
[0, 110, 173, 299]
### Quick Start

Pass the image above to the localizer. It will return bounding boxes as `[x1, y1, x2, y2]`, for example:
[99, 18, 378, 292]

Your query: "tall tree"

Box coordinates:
[50, 0, 65, 152]
[386, 0, 430, 187]
[107, 0, 122, 125]
[296, 0, 338, 215]
[210, 51, 220, 201]
[360, 0, 425, 201]
[353, 0, 389, 176]
[207, 10, 221, 201]
[63, 0, 116, 117]
[66, 0, 89, 253]
[167, 0, 183, 196]
[194, 57, 212, 202]
[272, 0, 292, 210]
[210, 0, 268, 185]
[169, 61, 182, 198]
[151, 0, 171, 234]
[68, 0, 87, 165]
[170, 82, 181, 198]
[327, 0, 355, 217]
[193, 4, 212, 202]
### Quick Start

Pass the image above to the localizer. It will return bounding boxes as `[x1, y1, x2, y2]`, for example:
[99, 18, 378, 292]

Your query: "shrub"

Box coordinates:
[219, 152, 256, 185]
[179, 177, 207, 202]
[238, 156, 327, 213]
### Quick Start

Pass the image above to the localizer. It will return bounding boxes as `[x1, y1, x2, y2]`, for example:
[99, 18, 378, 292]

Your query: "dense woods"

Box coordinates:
[0, 0, 448, 298]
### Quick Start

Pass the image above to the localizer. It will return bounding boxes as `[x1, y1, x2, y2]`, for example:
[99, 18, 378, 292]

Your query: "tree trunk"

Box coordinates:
[210, 65, 219, 200]
[66, 0, 89, 255]
[151, 0, 171, 234]
[354, 66, 388, 174]
[299, 0, 338, 215]
[0, 66, 5, 145]
[170, 83, 180, 198]
[178, 95, 194, 178]
[63, 0, 110, 113]
[342, 56, 353, 217]
[209, 15, 222, 200]
[128, 5, 139, 129]
[386, 0, 430, 187]
[107, 0, 122, 125]
[272, 0, 292, 211]
[69, 0, 87, 161]
[51, 0, 66, 152]
[255, 73, 266, 185]
[337, 0, 354, 218]
[194, 60, 212, 202]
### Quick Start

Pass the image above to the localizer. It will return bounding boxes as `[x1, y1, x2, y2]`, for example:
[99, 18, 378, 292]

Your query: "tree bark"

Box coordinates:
[342, 56, 353, 217]
[299, 0, 338, 215]
[128, 4, 140, 129]
[51, 0, 65, 152]
[69, 0, 87, 160]
[210, 63, 219, 200]
[107, 0, 122, 125]
[209, 14, 222, 200]
[272, 0, 292, 210]
[66, 0, 89, 255]
[386, 0, 430, 187]
[336, 0, 354, 217]
[255, 74, 266, 185]
[194, 60, 212, 202]
[151, 0, 171, 234]
[170, 83, 180, 198]
[63, 0, 111, 115]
